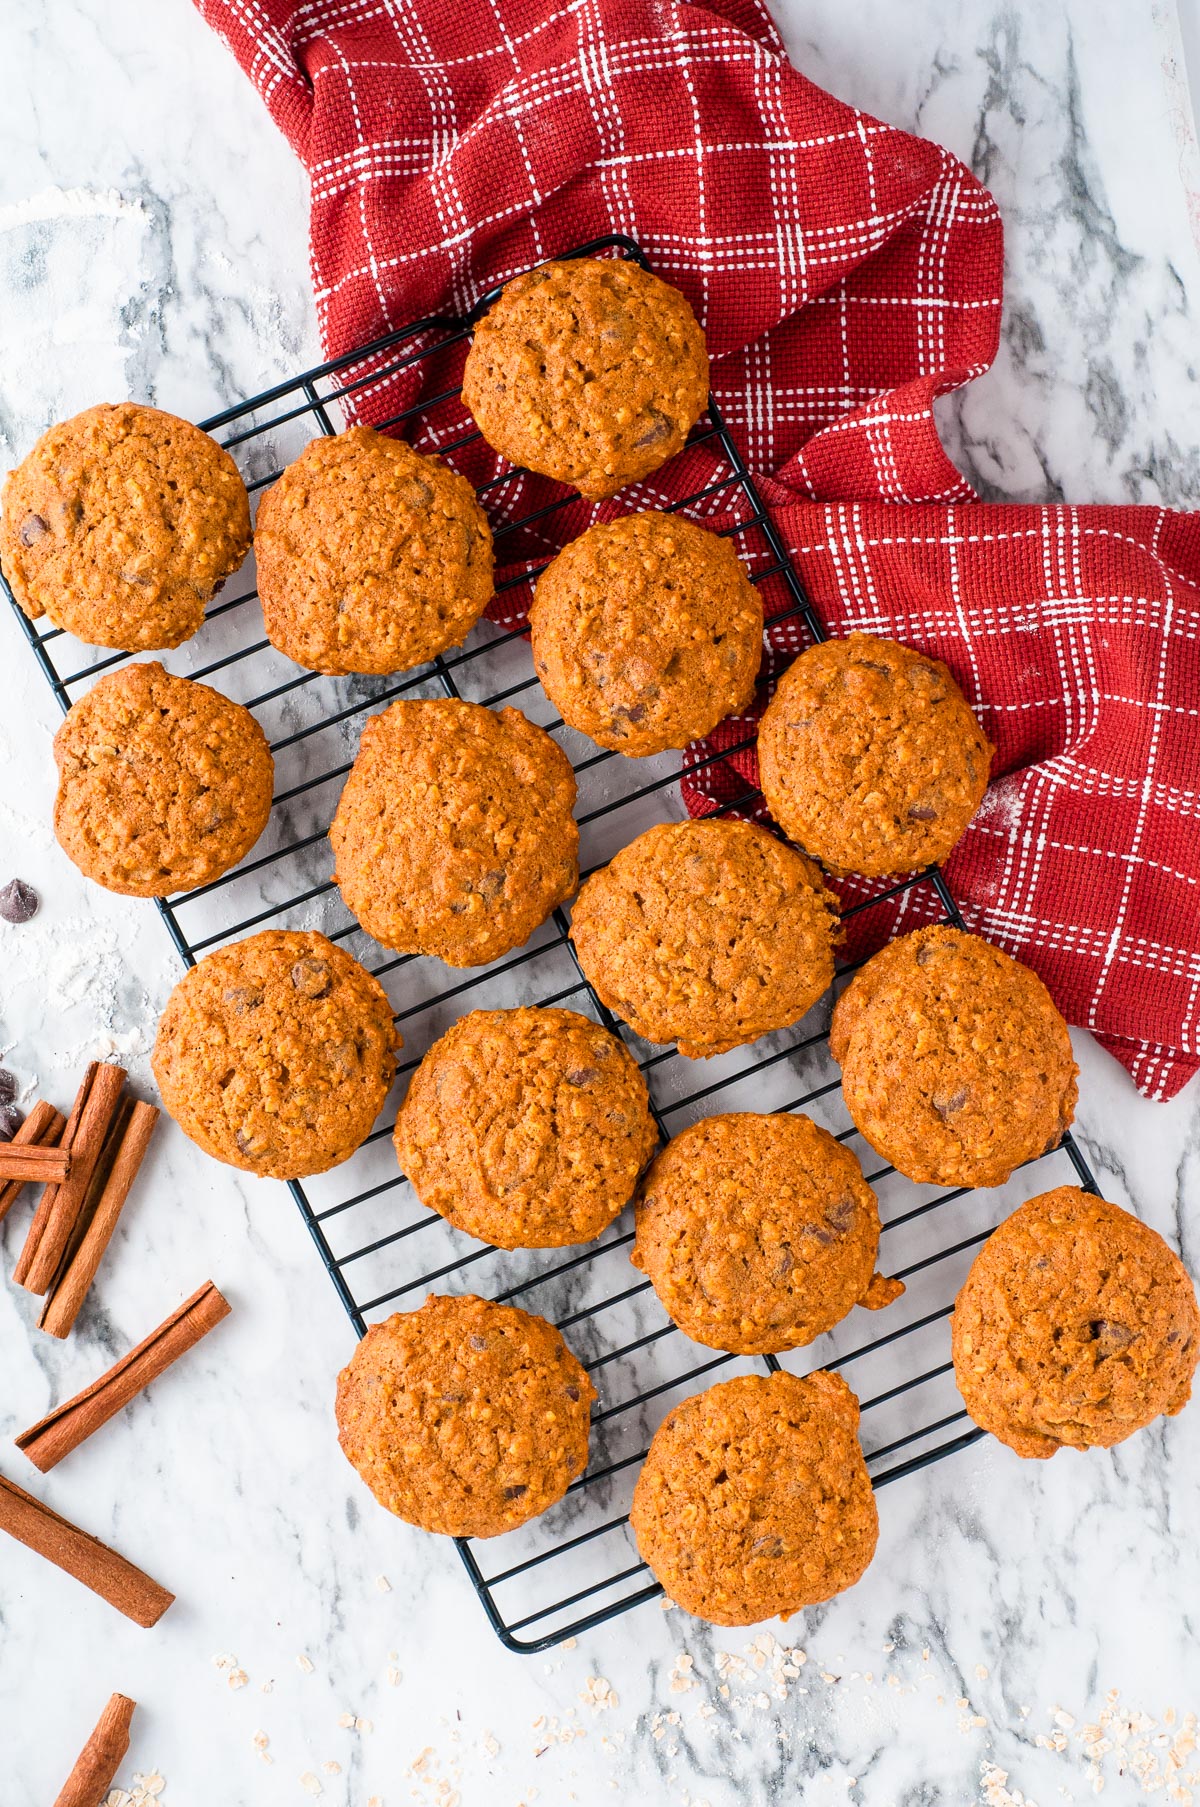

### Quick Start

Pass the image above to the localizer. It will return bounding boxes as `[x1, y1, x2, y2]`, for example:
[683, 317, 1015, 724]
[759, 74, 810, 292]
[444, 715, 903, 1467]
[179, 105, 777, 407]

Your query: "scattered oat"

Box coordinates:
[297, 1654, 314, 1675]
[300, 1777, 322, 1798]
[338, 1712, 356, 1729]
[976, 1666, 990, 1681]
[356, 1717, 374, 1733]
[580, 1676, 619, 1712]
[260, 1680, 274, 1695]
[387, 1665, 402, 1686]
[253, 1732, 269, 1751]
[228, 1667, 249, 1691]
[375, 1574, 392, 1593]
[322, 1761, 342, 1776]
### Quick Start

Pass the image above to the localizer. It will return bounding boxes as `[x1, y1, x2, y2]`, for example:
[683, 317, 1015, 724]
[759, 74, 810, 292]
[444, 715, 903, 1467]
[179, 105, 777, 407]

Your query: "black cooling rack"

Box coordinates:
[5, 234, 1100, 1653]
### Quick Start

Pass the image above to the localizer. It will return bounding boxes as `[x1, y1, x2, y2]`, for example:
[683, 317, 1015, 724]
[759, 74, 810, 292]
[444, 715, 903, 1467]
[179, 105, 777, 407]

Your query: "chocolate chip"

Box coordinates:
[504, 1484, 528, 1500]
[222, 984, 262, 1014]
[632, 408, 673, 449]
[0, 1103, 25, 1141]
[750, 1535, 783, 1558]
[907, 804, 937, 822]
[914, 940, 936, 965]
[0, 1068, 17, 1106]
[234, 1128, 256, 1155]
[775, 1246, 794, 1278]
[291, 957, 332, 999]
[468, 1333, 488, 1352]
[1090, 1318, 1135, 1353]
[399, 477, 433, 509]
[564, 1385, 580, 1401]
[18, 512, 49, 547]
[932, 1088, 969, 1119]
[855, 659, 892, 676]
[565, 1067, 600, 1088]
[476, 869, 505, 900]
[712, 1468, 728, 1486]
[611, 702, 647, 727]
[0, 879, 39, 923]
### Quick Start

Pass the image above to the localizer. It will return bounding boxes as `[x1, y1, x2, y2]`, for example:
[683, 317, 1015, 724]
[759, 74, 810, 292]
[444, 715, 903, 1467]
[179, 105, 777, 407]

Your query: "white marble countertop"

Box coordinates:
[2, 3, 1199, 1802]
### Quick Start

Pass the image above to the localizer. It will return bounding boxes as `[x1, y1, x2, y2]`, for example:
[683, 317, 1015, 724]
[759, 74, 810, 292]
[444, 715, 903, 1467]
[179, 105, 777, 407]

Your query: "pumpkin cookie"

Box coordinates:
[335, 1294, 596, 1538]
[152, 929, 397, 1179]
[632, 1113, 902, 1354]
[1, 402, 250, 650]
[530, 511, 762, 756]
[396, 1007, 657, 1249]
[570, 820, 839, 1058]
[757, 634, 993, 876]
[254, 426, 494, 676]
[330, 699, 578, 966]
[462, 258, 709, 501]
[829, 926, 1078, 1188]
[630, 1370, 877, 1625]
[52, 662, 274, 896]
[953, 1187, 1200, 1458]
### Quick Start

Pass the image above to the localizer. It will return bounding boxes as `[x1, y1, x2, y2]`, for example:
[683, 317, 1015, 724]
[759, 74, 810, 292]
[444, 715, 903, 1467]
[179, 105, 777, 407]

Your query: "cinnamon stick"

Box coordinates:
[53, 1693, 136, 1807]
[22, 1061, 126, 1295]
[13, 1061, 98, 1288]
[0, 1472, 173, 1626]
[40, 1100, 160, 1340]
[0, 1101, 67, 1222]
[18, 1281, 231, 1471]
[0, 1142, 71, 1184]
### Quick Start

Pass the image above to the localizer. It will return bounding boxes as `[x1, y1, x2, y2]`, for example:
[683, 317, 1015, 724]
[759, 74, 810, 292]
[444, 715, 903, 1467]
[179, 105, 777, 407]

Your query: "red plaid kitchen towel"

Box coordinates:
[197, 0, 1200, 1099]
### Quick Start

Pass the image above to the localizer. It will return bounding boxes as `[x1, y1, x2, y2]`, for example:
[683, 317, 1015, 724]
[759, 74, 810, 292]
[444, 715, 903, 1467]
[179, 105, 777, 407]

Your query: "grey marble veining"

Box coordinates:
[0, 2, 1198, 1803]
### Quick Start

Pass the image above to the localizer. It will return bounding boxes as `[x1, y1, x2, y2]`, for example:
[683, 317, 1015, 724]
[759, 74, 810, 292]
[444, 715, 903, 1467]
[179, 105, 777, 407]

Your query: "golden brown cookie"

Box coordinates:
[829, 925, 1078, 1188]
[529, 511, 762, 756]
[335, 1294, 596, 1538]
[52, 662, 274, 897]
[1, 402, 250, 650]
[462, 258, 709, 501]
[152, 929, 397, 1179]
[396, 1007, 657, 1249]
[630, 1370, 877, 1625]
[570, 820, 839, 1059]
[757, 634, 993, 876]
[632, 1112, 902, 1354]
[953, 1187, 1200, 1458]
[254, 426, 494, 676]
[330, 698, 579, 966]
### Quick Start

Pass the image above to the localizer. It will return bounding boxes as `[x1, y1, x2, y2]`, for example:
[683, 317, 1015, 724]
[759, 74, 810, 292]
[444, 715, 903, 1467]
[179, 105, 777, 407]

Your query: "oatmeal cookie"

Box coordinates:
[330, 699, 578, 966]
[829, 925, 1078, 1188]
[630, 1370, 877, 1625]
[953, 1187, 1200, 1457]
[570, 820, 839, 1058]
[530, 510, 762, 755]
[53, 662, 274, 896]
[632, 1112, 902, 1354]
[1, 402, 250, 649]
[462, 258, 709, 500]
[396, 1007, 657, 1249]
[152, 929, 397, 1179]
[757, 634, 993, 876]
[335, 1294, 596, 1538]
[254, 426, 494, 676]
